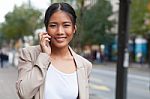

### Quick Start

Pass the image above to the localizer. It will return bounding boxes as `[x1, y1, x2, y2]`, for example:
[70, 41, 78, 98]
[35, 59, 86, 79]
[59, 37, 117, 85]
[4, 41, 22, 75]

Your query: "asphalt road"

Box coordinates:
[89, 64, 150, 99]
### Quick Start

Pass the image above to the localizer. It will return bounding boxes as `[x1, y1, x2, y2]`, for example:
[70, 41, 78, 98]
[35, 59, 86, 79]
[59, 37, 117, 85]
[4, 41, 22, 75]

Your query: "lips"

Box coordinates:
[54, 37, 67, 42]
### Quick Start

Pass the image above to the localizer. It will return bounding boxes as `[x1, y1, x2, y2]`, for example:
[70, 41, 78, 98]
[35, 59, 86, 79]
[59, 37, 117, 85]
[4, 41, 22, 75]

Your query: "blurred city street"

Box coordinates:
[1, 0, 150, 99]
[0, 63, 150, 99]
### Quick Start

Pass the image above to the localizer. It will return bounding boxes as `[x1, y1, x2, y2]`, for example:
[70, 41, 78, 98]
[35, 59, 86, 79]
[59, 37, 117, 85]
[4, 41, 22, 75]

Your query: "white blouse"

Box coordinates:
[44, 64, 78, 99]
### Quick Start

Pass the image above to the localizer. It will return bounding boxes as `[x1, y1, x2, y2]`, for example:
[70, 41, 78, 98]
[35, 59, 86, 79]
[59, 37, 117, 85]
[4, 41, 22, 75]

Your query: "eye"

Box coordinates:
[64, 24, 71, 28]
[48, 24, 57, 28]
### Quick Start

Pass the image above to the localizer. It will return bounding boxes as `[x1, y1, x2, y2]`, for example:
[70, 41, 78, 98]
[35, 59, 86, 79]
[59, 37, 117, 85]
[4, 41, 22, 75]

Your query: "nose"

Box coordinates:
[57, 25, 64, 35]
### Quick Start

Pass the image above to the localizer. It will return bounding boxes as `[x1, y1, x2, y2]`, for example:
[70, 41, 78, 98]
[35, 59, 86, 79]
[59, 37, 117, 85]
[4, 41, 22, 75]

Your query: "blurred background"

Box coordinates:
[0, 0, 150, 99]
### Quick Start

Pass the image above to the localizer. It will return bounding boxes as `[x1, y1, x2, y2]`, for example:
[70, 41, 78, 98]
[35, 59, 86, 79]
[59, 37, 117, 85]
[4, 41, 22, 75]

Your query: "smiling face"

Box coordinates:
[47, 11, 76, 48]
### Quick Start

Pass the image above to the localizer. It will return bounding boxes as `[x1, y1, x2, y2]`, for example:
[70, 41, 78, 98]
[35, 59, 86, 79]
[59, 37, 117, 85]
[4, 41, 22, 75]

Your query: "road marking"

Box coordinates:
[89, 83, 110, 92]
[90, 77, 103, 83]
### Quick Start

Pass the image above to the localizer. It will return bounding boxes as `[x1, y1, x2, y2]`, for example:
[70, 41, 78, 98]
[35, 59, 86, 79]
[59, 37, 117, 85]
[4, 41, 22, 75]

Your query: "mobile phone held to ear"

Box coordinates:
[48, 38, 51, 44]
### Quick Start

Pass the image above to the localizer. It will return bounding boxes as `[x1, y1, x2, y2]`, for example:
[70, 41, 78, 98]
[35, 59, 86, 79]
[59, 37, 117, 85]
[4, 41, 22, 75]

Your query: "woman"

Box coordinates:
[16, 2, 92, 99]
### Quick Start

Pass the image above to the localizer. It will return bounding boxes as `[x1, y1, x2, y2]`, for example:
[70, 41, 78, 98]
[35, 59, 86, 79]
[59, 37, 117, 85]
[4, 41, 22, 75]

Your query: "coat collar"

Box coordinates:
[68, 46, 83, 69]
[37, 45, 83, 69]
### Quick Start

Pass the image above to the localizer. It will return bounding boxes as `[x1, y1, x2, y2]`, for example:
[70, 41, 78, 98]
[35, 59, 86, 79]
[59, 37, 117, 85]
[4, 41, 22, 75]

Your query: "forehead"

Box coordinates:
[49, 11, 72, 23]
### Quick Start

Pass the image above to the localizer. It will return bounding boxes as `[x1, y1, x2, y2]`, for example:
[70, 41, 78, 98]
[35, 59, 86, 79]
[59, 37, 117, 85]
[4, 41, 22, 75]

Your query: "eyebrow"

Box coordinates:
[48, 21, 72, 24]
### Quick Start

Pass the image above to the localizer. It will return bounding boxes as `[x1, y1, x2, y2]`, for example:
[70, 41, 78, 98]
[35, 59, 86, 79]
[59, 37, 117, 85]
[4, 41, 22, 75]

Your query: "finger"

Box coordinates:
[39, 32, 43, 40]
[39, 33, 51, 40]
[45, 38, 50, 42]
[40, 37, 50, 46]
[42, 34, 51, 39]
[39, 32, 48, 40]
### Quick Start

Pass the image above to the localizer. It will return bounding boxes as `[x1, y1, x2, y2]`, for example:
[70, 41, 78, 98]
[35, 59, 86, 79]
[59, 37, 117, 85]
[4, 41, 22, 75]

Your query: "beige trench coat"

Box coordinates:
[16, 45, 92, 99]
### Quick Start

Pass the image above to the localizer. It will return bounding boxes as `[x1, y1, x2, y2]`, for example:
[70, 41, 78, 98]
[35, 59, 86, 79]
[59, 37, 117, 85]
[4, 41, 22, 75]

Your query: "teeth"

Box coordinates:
[56, 38, 64, 39]
[55, 37, 65, 42]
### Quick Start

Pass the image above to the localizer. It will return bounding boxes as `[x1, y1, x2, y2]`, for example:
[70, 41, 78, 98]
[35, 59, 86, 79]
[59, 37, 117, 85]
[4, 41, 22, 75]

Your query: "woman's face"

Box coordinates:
[47, 10, 76, 48]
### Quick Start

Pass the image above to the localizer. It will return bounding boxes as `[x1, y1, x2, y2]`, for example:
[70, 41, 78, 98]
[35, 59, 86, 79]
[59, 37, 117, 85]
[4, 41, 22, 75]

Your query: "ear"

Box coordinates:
[73, 25, 77, 34]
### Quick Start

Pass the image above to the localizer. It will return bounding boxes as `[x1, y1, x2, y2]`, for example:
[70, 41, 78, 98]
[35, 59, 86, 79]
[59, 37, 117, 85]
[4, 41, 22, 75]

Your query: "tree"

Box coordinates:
[130, 0, 149, 35]
[80, 0, 114, 46]
[0, 4, 42, 41]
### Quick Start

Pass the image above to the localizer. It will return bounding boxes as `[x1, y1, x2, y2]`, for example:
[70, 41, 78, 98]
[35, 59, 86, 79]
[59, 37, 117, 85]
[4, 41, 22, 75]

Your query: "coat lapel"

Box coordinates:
[68, 47, 87, 99]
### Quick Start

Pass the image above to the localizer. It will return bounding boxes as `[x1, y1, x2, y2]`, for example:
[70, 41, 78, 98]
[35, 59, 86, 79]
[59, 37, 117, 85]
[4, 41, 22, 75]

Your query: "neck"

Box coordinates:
[51, 46, 72, 59]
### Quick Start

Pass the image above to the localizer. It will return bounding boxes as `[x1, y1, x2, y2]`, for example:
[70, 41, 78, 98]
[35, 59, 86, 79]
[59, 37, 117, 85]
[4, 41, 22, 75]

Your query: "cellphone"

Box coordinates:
[48, 38, 51, 44]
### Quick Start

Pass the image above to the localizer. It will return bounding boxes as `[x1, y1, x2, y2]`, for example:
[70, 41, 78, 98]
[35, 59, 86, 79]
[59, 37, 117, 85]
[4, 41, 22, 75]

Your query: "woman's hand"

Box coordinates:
[39, 32, 51, 55]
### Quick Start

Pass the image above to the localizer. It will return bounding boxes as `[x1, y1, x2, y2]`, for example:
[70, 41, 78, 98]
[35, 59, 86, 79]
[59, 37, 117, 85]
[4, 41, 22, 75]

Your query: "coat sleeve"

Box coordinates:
[16, 48, 51, 99]
[87, 62, 92, 79]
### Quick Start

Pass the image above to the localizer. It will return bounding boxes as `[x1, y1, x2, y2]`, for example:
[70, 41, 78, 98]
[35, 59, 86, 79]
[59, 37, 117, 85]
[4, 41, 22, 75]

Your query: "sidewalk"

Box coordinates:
[0, 65, 18, 99]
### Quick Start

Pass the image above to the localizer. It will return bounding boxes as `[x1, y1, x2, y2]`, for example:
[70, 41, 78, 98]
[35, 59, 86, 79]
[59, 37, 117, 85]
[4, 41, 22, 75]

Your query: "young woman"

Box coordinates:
[16, 2, 92, 99]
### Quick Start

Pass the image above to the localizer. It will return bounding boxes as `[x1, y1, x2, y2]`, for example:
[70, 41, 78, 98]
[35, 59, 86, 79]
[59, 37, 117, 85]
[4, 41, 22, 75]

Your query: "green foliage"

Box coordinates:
[0, 4, 42, 40]
[0, 28, 4, 47]
[130, 0, 149, 35]
[78, 0, 114, 46]
[51, 0, 73, 3]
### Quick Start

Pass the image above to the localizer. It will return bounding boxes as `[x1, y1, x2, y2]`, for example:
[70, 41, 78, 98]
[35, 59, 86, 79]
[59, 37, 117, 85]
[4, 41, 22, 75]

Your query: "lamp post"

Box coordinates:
[116, 0, 131, 99]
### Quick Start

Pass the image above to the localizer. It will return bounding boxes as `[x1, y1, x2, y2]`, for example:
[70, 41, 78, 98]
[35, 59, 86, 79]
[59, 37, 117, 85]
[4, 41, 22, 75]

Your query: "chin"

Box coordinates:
[52, 42, 69, 48]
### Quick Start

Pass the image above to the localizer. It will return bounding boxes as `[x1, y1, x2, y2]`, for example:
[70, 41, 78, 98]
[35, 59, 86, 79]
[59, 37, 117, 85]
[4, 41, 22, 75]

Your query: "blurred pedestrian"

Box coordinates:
[0, 49, 9, 68]
[0, 49, 4, 68]
[16, 3, 92, 99]
[96, 50, 101, 63]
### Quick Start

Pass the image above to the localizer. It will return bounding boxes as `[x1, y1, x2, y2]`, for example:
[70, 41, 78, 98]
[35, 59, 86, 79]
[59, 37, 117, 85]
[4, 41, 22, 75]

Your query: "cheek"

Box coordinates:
[67, 31, 73, 35]
[66, 32, 74, 39]
[66, 28, 75, 36]
[67, 31, 74, 41]
[47, 29, 55, 36]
